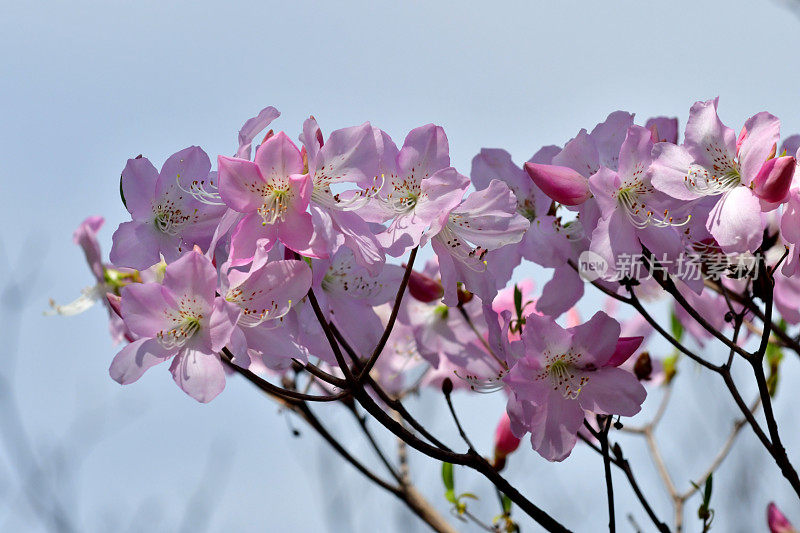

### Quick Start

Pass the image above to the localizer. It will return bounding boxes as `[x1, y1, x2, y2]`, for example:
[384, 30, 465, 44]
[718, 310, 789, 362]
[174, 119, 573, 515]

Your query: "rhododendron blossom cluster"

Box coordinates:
[58, 99, 800, 532]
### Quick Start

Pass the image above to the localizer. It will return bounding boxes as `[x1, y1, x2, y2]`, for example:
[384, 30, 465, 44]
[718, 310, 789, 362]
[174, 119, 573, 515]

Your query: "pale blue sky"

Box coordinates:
[2, 0, 800, 531]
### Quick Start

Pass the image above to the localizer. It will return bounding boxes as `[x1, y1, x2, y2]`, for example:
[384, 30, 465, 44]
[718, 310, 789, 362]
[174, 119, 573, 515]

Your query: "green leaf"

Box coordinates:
[766, 341, 784, 366]
[502, 494, 513, 514]
[703, 474, 713, 507]
[662, 353, 679, 384]
[670, 311, 684, 342]
[514, 285, 523, 317]
[441, 462, 454, 493]
[766, 340, 784, 397]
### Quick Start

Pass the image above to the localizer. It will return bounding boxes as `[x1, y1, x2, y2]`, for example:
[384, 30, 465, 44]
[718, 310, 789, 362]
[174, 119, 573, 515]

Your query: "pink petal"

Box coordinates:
[528, 391, 585, 462]
[738, 112, 781, 183]
[278, 209, 325, 258]
[209, 298, 242, 352]
[649, 143, 700, 201]
[109, 221, 162, 271]
[683, 98, 737, 170]
[706, 187, 764, 253]
[314, 122, 379, 184]
[120, 282, 172, 338]
[170, 349, 226, 403]
[254, 131, 305, 182]
[590, 111, 635, 169]
[397, 124, 450, 180]
[121, 157, 159, 220]
[73, 216, 105, 281]
[535, 264, 585, 318]
[578, 367, 646, 416]
[109, 338, 173, 385]
[157, 146, 212, 199]
[218, 156, 267, 213]
[569, 311, 621, 366]
[236, 106, 280, 160]
[617, 125, 654, 181]
[606, 336, 644, 367]
[228, 213, 279, 267]
[162, 251, 217, 308]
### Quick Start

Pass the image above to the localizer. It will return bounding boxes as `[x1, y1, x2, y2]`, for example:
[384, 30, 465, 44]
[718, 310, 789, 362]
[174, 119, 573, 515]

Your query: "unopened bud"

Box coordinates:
[523, 162, 591, 206]
[633, 352, 653, 381]
[441, 377, 454, 396]
[753, 156, 796, 204]
[407, 270, 444, 302]
[768, 502, 798, 533]
[457, 286, 473, 304]
[106, 293, 123, 319]
[492, 412, 521, 470]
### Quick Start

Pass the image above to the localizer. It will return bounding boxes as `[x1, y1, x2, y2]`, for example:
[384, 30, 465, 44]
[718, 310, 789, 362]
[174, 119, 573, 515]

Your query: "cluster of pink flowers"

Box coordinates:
[59, 98, 800, 462]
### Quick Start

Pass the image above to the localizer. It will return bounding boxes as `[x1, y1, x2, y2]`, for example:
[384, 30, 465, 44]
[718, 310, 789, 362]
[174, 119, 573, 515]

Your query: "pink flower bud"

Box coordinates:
[753, 156, 796, 204]
[768, 502, 798, 533]
[407, 270, 444, 302]
[106, 293, 123, 319]
[523, 162, 591, 206]
[492, 412, 521, 470]
[605, 336, 644, 367]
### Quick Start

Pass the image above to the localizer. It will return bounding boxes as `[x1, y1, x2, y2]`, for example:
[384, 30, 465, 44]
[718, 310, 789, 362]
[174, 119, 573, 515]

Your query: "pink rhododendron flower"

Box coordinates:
[111, 147, 226, 270]
[308, 248, 404, 356]
[109, 251, 241, 402]
[222, 247, 312, 370]
[361, 124, 467, 256]
[218, 132, 326, 265]
[650, 98, 780, 253]
[472, 148, 573, 271]
[589, 125, 689, 279]
[298, 117, 386, 273]
[428, 177, 529, 306]
[504, 311, 646, 461]
[49, 216, 136, 343]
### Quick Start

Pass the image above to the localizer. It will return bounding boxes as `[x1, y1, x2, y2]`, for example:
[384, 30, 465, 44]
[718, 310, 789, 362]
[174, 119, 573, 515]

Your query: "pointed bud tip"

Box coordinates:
[493, 412, 521, 466]
[768, 502, 797, 533]
[754, 156, 796, 204]
[408, 270, 444, 302]
[523, 162, 591, 206]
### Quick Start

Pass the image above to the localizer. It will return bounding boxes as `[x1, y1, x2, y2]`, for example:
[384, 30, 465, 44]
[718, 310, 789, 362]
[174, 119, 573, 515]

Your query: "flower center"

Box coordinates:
[537, 352, 588, 399]
[311, 174, 384, 211]
[153, 200, 193, 235]
[684, 161, 741, 196]
[616, 181, 690, 229]
[226, 287, 288, 327]
[258, 189, 290, 225]
[517, 198, 537, 221]
[157, 316, 201, 349]
[387, 178, 422, 214]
